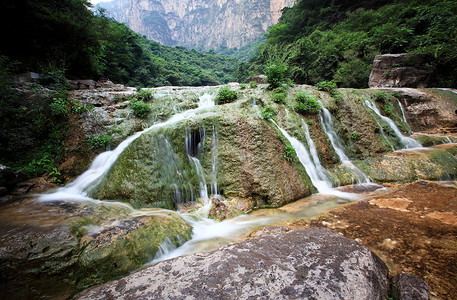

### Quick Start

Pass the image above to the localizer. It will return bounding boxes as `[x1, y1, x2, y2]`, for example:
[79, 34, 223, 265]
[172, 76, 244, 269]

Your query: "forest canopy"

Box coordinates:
[0, 0, 238, 87]
[249, 0, 457, 88]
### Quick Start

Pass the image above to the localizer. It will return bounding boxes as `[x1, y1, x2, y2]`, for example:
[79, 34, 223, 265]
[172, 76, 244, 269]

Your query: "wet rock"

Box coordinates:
[0, 165, 18, 193]
[75, 228, 390, 300]
[382, 88, 457, 133]
[76, 212, 193, 290]
[369, 54, 435, 88]
[0, 199, 192, 299]
[208, 195, 253, 220]
[358, 145, 457, 183]
[391, 273, 430, 300]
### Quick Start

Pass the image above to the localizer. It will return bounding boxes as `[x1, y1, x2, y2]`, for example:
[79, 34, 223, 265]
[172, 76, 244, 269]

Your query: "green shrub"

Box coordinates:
[265, 63, 287, 89]
[283, 145, 296, 162]
[130, 99, 151, 118]
[316, 81, 343, 102]
[136, 89, 153, 102]
[215, 86, 238, 104]
[382, 104, 394, 117]
[351, 132, 358, 139]
[273, 86, 287, 94]
[272, 92, 286, 104]
[316, 81, 338, 93]
[249, 81, 258, 88]
[373, 91, 389, 102]
[50, 97, 70, 116]
[261, 105, 277, 120]
[294, 92, 321, 114]
[239, 83, 247, 89]
[87, 134, 112, 150]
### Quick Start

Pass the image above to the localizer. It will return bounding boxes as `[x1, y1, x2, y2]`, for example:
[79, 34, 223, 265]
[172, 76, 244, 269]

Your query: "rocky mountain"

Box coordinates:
[99, 0, 296, 50]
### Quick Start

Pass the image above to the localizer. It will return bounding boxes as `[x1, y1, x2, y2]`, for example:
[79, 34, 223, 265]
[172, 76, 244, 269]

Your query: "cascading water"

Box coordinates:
[316, 103, 370, 183]
[301, 119, 332, 182]
[210, 124, 219, 196]
[271, 120, 333, 194]
[271, 120, 356, 200]
[38, 92, 217, 203]
[396, 99, 412, 135]
[185, 128, 209, 203]
[364, 97, 421, 149]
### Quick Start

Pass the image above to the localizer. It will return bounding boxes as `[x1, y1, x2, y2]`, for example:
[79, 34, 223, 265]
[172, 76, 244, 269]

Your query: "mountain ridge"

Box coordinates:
[99, 0, 295, 51]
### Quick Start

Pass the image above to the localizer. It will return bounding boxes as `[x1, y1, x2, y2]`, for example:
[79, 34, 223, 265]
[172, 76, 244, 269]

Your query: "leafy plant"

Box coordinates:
[265, 63, 287, 89]
[239, 83, 247, 89]
[294, 92, 321, 114]
[374, 91, 389, 102]
[215, 86, 238, 105]
[272, 93, 286, 104]
[316, 81, 343, 102]
[351, 132, 358, 139]
[137, 89, 153, 102]
[48, 167, 63, 184]
[130, 99, 151, 118]
[383, 104, 394, 117]
[261, 105, 277, 120]
[283, 145, 296, 162]
[50, 97, 70, 116]
[249, 81, 258, 88]
[87, 134, 112, 150]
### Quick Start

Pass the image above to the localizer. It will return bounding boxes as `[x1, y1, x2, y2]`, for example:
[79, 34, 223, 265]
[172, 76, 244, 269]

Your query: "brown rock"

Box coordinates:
[369, 54, 435, 88]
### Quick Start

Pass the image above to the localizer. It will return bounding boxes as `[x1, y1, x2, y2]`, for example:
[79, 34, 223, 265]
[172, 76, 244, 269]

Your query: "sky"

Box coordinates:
[90, 0, 114, 5]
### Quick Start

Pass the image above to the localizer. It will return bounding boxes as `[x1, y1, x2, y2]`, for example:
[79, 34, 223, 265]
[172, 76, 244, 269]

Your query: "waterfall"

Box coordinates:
[38, 93, 216, 203]
[210, 124, 219, 196]
[271, 120, 334, 194]
[317, 104, 370, 183]
[271, 121, 357, 199]
[364, 97, 421, 149]
[396, 99, 412, 135]
[301, 120, 331, 182]
[185, 128, 209, 202]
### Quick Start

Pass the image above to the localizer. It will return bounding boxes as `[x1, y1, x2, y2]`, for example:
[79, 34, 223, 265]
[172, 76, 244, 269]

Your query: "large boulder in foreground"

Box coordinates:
[76, 228, 390, 299]
[0, 199, 192, 299]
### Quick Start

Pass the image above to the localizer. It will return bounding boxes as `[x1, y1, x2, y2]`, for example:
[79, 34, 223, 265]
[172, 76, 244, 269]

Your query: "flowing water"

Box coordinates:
[317, 102, 370, 183]
[35, 89, 367, 269]
[364, 97, 422, 149]
[271, 120, 359, 200]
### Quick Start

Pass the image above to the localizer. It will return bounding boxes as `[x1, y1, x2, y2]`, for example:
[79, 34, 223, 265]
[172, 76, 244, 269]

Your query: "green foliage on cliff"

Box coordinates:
[250, 0, 457, 88]
[0, 1, 238, 87]
[215, 86, 238, 105]
[294, 92, 321, 115]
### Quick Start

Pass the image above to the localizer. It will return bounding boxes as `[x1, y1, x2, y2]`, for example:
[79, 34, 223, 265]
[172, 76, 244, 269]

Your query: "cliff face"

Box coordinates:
[99, 0, 295, 50]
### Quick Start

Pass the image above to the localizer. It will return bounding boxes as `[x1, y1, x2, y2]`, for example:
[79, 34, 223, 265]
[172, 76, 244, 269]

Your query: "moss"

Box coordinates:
[75, 212, 192, 290]
[355, 146, 457, 183]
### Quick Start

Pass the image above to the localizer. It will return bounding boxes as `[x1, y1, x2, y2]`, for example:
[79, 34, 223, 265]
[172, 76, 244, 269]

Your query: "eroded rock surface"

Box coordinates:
[369, 54, 435, 88]
[75, 228, 390, 300]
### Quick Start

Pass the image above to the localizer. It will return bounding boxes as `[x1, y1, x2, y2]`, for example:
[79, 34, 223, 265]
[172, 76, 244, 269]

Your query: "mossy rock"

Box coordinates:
[75, 212, 192, 289]
[355, 145, 457, 183]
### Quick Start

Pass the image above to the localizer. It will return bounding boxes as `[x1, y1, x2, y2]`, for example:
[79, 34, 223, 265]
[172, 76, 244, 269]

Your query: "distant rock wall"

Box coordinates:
[99, 0, 295, 50]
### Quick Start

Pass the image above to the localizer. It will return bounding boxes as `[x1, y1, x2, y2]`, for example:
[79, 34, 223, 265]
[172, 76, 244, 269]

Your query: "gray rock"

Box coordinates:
[0, 165, 17, 193]
[75, 228, 390, 300]
[391, 273, 430, 300]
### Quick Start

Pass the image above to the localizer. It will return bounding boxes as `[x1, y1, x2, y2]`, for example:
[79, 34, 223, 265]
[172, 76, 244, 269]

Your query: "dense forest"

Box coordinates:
[0, 0, 238, 87]
[249, 0, 457, 88]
